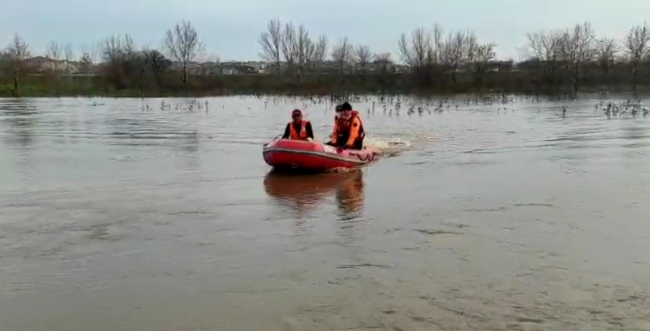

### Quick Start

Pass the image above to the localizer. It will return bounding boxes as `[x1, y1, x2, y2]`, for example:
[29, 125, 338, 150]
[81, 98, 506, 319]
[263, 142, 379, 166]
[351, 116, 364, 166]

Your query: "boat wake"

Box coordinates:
[364, 137, 412, 157]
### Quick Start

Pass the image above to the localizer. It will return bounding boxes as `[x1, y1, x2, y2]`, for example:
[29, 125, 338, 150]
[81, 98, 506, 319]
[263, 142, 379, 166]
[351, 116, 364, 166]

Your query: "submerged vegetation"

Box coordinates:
[131, 92, 650, 125]
[1, 20, 650, 97]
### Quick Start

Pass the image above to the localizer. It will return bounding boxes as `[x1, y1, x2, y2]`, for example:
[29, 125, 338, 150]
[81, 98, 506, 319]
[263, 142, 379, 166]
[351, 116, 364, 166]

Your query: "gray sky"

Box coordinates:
[2, 0, 649, 62]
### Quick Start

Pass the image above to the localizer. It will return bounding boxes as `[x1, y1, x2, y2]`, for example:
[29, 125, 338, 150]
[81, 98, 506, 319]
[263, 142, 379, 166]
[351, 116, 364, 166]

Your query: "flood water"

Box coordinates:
[2, 95, 650, 331]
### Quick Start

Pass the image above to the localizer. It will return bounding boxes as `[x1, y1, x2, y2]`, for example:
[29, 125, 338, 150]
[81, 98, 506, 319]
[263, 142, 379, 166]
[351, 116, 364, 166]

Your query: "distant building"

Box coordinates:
[238, 61, 266, 73]
[24, 56, 81, 75]
[25, 56, 58, 72]
[197, 61, 222, 75]
[487, 60, 514, 72]
[211, 61, 266, 75]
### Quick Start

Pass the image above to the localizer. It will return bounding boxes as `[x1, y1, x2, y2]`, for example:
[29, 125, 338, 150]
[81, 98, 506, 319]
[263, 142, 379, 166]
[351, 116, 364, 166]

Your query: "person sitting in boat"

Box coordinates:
[327, 102, 365, 150]
[282, 109, 314, 141]
[329, 104, 342, 141]
[334, 104, 342, 121]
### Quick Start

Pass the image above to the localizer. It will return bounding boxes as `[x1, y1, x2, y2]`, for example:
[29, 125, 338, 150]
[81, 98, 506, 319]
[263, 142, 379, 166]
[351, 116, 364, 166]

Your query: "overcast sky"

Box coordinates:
[1, 0, 649, 62]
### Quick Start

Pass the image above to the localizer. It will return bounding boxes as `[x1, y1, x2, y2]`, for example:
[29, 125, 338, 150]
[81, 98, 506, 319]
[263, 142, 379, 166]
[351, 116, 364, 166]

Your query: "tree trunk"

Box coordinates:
[12, 70, 19, 96]
[573, 69, 580, 95]
[139, 69, 145, 98]
[182, 63, 188, 87]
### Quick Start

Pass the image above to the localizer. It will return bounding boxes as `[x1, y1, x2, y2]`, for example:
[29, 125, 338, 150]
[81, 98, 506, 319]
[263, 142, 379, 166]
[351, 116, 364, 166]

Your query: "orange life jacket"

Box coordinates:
[334, 111, 358, 129]
[289, 120, 309, 140]
[331, 111, 364, 146]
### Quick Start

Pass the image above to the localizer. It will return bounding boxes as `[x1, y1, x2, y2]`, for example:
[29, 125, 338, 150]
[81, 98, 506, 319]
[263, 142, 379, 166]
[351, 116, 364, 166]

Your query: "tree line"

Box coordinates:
[0, 20, 206, 96]
[1, 19, 649, 97]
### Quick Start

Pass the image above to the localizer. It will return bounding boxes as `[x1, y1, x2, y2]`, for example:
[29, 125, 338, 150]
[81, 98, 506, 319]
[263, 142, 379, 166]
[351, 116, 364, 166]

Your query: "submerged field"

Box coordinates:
[1, 94, 650, 330]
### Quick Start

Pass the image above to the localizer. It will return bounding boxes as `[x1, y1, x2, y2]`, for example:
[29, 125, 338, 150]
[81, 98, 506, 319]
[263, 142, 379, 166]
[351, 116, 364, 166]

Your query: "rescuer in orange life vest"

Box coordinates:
[282, 109, 314, 141]
[326, 102, 365, 150]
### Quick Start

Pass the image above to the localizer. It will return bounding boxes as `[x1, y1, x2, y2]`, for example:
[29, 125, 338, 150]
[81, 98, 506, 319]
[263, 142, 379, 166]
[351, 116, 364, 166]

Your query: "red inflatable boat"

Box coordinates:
[263, 138, 379, 171]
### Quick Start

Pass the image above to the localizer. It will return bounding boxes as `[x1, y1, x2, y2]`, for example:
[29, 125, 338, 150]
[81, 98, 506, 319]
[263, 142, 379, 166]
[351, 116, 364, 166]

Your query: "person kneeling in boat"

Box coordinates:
[327, 102, 365, 150]
[329, 104, 342, 141]
[334, 104, 342, 121]
[282, 109, 314, 141]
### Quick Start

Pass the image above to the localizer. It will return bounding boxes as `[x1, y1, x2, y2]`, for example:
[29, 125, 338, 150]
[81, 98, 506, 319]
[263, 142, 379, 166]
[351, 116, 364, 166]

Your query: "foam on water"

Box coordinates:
[364, 136, 414, 157]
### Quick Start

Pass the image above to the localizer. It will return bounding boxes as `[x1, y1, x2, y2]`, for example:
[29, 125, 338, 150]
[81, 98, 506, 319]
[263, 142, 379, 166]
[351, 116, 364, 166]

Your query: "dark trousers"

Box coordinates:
[352, 136, 364, 150]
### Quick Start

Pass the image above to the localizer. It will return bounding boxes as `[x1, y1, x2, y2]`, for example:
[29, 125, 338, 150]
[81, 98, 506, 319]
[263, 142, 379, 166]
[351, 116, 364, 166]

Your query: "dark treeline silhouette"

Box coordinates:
[1, 19, 649, 97]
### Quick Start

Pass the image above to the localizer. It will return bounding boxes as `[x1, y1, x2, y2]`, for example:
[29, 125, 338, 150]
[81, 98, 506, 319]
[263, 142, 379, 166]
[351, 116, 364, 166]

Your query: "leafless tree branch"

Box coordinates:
[596, 37, 618, 84]
[47, 41, 61, 73]
[331, 37, 353, 76]
[560, 22, 596, 93]
[2, 34, 31, 95]
[259, 19, 283, 74]
[624, 22, 649, 91]
[354, 45, 371, 75]
[164, 20, 205, 84]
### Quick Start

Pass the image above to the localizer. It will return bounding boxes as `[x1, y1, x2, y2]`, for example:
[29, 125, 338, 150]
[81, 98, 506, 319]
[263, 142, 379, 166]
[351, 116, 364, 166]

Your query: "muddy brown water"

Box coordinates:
[1, 96, 650, 331]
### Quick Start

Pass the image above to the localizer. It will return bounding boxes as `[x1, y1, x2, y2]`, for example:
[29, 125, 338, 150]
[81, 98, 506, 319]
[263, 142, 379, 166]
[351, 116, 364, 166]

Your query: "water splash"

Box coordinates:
[365, 137, 412, 149]
[364, 137, 413, 157]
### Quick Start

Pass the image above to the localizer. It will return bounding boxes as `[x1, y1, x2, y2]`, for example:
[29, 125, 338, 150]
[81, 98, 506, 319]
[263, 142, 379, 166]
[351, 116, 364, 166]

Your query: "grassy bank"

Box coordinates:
[2, 69, 650, 98]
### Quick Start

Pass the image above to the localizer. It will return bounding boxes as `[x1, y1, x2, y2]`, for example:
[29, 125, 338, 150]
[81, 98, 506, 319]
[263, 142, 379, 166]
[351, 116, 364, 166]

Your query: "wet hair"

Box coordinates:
[335, 104, 343, 113]
[292, 109, 302, 116]
[341, 102, 352, 111]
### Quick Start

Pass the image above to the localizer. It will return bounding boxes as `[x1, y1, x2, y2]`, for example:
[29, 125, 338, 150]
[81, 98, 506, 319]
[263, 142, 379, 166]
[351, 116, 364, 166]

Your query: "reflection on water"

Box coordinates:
[263, 170, 364, 219]
[334, 171, 364, 219]
[1, 98, 37, 147]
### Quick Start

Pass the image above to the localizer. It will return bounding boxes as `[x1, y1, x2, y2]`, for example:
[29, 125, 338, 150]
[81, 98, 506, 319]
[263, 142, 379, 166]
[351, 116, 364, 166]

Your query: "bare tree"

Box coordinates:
[164, 20, 205, 85]
[527, 30, 564, 62]
[560, 22, 596, 93]
[624, 22, 650, 92]
[134, 47, 172, 95]
[354, 45, 371, 75]
[2, 35, 31, 95]
[446, 30, 473, 84]
[331, 37, 353, 76]
[79, 43, 97, 73]
[64, 43, 74, 62]
[99, 35, 123, 63]
[398, 25, 445, 85]
[308, 35, 328, 73]
[465, 32, 478, 66]
[280, 22, 297, 76]
[294, 24, 312, 80]
[98, 34, 137, 88]
[472, 42, 496, 88]
[373, 52, 393, 86]
[47, 41, 61, 74]
[80, 43, 96, 61]
[259, 19, 283, 74]
[142, 49, 171, 84]
[398, 27, 432, 71]
[373, 52, 392, 74]
[63, 43, 75, 77]
[527, 29, 566, 85]
[596, 38, 618, 85]
[98, 34, 135, 62]
[63, 43, 75, 62]
[263, 21, 326, 77]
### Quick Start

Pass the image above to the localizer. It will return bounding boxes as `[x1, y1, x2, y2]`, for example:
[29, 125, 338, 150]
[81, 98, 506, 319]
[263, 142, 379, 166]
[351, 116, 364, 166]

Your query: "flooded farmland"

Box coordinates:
[1, 95, 650, 331]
